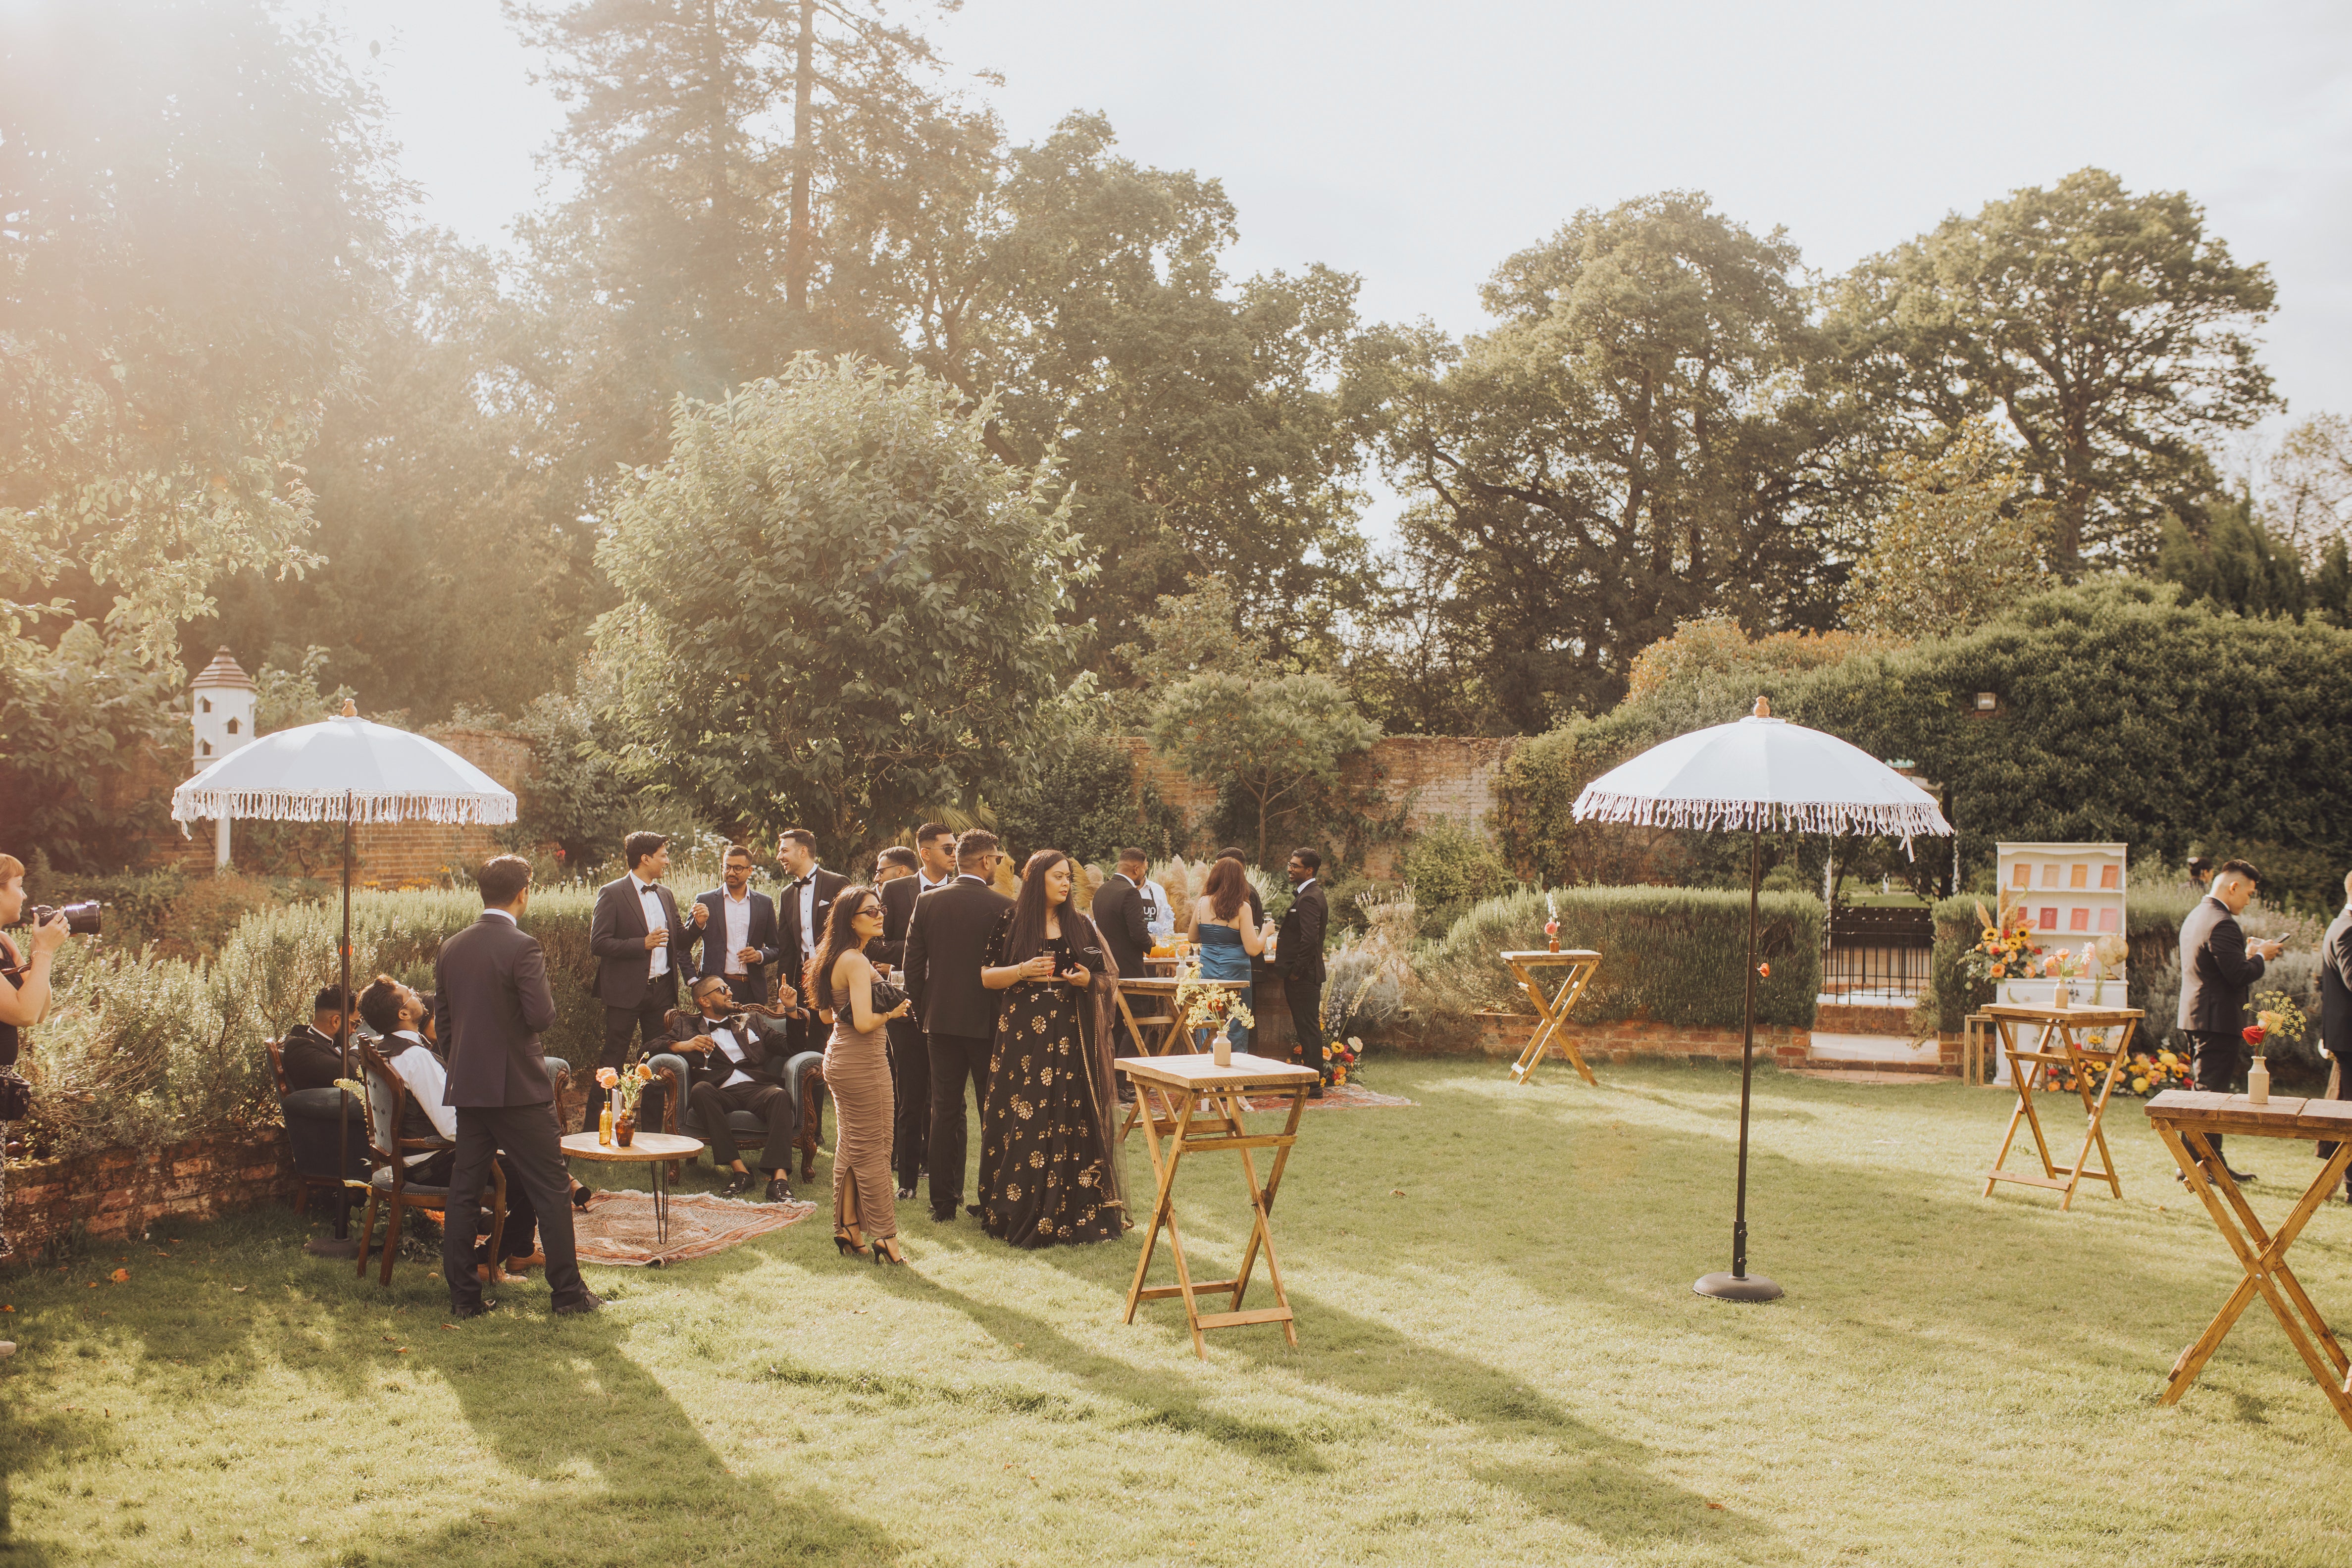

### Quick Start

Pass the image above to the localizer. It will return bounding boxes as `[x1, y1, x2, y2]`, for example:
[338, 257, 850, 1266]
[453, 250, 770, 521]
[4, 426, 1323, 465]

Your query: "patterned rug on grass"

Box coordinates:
[572, 1189, 818, 1266]
[1239, 1081, 1415, 1112]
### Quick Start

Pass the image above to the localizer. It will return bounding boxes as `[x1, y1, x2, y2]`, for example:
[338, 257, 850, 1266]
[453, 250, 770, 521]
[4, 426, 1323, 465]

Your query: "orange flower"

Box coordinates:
[109, 1269, 128, 1283]
[596, 1067, 619, 1088]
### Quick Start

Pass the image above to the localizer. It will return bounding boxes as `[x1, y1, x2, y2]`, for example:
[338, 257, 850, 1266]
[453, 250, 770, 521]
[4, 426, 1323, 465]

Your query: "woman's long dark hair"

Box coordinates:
[809, 884, 881, 1014]
[1005, 849, 1097, 967]
[1203, 857, 1249, 922]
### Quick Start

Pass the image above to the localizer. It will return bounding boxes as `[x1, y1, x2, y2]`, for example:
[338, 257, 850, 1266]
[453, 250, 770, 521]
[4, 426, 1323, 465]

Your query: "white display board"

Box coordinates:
[1990, 842, 2128, 1082]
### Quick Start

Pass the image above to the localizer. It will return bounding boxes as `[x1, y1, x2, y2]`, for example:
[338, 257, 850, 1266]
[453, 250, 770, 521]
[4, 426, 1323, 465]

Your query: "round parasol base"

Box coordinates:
[303, 1237, 363, 1260]
[1694, 1270, 1783, 1303]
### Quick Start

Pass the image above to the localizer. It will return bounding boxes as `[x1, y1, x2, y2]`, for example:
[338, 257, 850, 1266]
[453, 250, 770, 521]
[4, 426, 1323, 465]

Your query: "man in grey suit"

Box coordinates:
[435, 855, 599, 1318]
[2177, 858, 2285, 1180]
[2316, 871, 2352, 1200]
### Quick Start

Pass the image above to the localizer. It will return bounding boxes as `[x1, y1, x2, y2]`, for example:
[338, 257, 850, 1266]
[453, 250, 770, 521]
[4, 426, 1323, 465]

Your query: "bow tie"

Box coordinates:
[789, 875, 814, 889]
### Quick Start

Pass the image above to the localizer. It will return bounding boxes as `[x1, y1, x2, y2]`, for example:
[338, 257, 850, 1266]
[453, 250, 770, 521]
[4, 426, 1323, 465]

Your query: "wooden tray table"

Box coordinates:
[1117, 1051, 1321, 1359]
[1980, 1004, 2142, 1209]
[2145, 1090, 2352, 1432]
[1500, 950, 1602, 1085]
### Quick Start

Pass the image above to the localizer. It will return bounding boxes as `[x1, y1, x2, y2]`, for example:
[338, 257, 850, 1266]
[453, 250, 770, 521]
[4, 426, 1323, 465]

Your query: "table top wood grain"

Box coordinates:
[1980, 1003, 2143, 1025]
[2145, 1089, 2352, 1140]
[560, 1131, 705, 1162]
[1116, 975, 1250, 995]
[1116, 1052, 1320, 1092]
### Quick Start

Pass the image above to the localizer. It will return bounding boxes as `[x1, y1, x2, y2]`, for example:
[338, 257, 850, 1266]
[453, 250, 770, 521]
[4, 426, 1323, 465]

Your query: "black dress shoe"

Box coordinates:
[929, 1204, 957, 1223]
[896, 1183, 917, 1201]
[965, 1203, 981, 1217]
[553, 1290, 605, 1315]
[720, 1170, 755, 1198]
[2227, 1166, 2257, 1183]
[448, 1298, 498, 1320]
[765, 1177, 793, 1203]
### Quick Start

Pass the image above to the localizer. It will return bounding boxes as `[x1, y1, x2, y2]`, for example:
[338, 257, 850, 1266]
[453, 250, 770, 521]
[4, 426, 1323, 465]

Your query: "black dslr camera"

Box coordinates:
[23, 901, 100, 936]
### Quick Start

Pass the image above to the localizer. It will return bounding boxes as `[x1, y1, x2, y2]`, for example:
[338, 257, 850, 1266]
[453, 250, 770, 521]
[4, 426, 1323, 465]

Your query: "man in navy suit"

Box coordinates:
[436, 854, 597, 1318]
[688, 843, 781, 1007]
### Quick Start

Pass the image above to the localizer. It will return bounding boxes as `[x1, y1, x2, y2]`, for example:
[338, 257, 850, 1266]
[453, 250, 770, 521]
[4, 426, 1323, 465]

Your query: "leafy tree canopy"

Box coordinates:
[1847, 420, 2053, 639]
[593, 356, 1086, 860]
[1147, 669, 1379, 865]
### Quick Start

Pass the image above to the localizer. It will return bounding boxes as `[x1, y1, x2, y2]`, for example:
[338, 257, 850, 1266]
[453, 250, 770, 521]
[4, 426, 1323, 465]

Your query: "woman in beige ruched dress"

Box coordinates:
[813, 887, 914, 1264]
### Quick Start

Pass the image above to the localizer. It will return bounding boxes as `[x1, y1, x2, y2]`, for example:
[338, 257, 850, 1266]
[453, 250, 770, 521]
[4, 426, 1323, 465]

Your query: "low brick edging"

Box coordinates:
[5, 1130, 298, 1253]
[1442, 1012, 1813, 1067]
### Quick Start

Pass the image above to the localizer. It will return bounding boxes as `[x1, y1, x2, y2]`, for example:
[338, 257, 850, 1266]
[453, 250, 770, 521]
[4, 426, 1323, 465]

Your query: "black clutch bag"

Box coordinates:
[869, 978, 908, 1014]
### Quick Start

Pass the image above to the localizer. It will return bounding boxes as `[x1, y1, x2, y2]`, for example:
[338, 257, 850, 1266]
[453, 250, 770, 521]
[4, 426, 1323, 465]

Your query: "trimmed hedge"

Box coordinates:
[1414, 886, 1823, 1030]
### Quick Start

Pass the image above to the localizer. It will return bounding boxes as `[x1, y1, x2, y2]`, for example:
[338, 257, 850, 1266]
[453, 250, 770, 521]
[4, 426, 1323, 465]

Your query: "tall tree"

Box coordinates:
[1355, 192, 1856, 730]
[0, 0, 398, 664]
[1826, 168, 2278, 573]
[2267, 412, 2352, 559]
[507, 0, 950, 505]
[840, 113, 1373, 663]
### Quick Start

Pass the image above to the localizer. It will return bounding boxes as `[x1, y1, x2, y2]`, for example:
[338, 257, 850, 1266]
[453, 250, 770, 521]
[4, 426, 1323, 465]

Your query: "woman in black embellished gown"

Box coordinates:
[975, 850, 1124, 1249]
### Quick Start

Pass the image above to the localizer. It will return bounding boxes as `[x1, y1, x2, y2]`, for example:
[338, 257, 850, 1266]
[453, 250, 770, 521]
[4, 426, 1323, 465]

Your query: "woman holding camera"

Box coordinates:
[0, 854, 70, 1286]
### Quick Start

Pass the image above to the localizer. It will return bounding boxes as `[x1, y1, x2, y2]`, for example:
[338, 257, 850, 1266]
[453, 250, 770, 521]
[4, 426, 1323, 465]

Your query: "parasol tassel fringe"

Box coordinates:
[169, 790, 517, 827]
[1570, 788, 1946, 846]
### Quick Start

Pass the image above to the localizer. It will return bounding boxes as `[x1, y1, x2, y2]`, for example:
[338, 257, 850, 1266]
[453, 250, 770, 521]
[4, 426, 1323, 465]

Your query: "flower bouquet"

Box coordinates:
[596, 1061, 658, 1143]
[1176, 979, 1255, 1064]
[1543, 891, 1561, 954]
[1329, 1035, 1364, 1086]
[1962, 901, 2043, 989]
[2057, 1046, 2194, 1099]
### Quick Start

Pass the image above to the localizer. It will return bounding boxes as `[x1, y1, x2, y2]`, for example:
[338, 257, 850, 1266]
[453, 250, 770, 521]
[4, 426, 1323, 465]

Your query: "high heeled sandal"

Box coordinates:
[833, 1230, 869, 1257]
[870, 1237, 905, 1266]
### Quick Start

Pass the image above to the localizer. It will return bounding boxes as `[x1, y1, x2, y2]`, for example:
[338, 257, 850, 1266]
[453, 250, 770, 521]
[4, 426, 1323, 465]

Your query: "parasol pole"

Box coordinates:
[1695, 804, 1782, 1302]
[304, 781, 363, 1258]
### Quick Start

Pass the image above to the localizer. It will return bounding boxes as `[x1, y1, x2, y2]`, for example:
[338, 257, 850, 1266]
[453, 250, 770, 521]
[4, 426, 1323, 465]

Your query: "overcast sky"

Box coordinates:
[343, 0, 2351, 474]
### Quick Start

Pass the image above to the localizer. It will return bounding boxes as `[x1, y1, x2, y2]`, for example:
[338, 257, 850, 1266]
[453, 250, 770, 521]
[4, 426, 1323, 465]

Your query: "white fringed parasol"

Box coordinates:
[171, 702, 516, 1255]
[1572, 699, 1952, 1303]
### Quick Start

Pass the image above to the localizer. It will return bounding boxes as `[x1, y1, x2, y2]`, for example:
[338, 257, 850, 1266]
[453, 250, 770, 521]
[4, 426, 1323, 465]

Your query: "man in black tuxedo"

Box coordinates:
[1093, 847, 1154, 1060]
[903, 828, 1012, 1221]
[914, 822, 958, 893]
[1278, 847, 1330, 1093]
[435, 855, 598, 1317]
[668, 973, 803, 1202]
[871, 846, 930, 1198]
[2317, 871, 2352, 1201]
[689, 844, 781, 1008]
[587, 831, 691, 1134]
[2178, 858, 2284, 1179]
[776, 828, 850, 1059]
[278, 985, 355, 1092]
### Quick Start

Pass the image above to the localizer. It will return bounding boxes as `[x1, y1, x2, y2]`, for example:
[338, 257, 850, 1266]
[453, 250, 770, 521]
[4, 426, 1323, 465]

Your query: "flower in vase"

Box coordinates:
[596, 1067, 619, 1089]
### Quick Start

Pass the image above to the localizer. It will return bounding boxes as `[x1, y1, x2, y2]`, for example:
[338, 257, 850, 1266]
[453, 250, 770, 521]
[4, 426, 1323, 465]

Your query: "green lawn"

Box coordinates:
[4, 1058, 2352, 1567]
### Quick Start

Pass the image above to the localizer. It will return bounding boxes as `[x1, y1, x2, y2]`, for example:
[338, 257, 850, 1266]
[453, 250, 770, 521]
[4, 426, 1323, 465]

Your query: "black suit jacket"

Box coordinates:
[873, 874, 924, 970]
[1278, 880, 1329, 985]
[904, 874, 1014, 1038]
[434, 912, 559, 1108]
[589, 874, 693, 1008]
[664, 1009, 791, 1092]
[690, 888, 781, 993]
[1092, 875, 1151, 983]
[2178, 895, 2266, 1034]
[279, 1023, 345, 1093]
[778, 868, 852, 997]
[2320, 908, 2352, 1066]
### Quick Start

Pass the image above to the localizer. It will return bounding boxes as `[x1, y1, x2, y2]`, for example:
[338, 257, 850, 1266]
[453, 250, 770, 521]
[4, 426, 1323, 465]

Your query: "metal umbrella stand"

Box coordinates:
[171, 700, 516, 1258]
[1571, 697, 1951, 1302]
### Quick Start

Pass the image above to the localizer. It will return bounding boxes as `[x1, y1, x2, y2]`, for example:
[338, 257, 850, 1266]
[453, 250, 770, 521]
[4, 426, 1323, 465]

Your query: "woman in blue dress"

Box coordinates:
[1189, 858, 1273, 1052]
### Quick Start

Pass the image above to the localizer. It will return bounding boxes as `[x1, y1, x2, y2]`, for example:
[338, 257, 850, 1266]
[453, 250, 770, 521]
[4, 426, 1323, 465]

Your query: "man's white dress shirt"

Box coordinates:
[632, 871, 669, 977]
[721, 887, 753, 975]
[383, 1030, 456, 1163]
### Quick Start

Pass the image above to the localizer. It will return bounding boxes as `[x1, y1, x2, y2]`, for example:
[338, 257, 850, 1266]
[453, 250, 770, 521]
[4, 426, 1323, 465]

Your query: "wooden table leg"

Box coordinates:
[2057, 1019, 2134, 1209]
[1507, 959, 1598, 1086]
[1985, 1020, 2063, 1194]
[1124, 1083, 1196, 1347]
[1221, 1085, 1308, 1348]
[2159, 1126, 2352, 1427]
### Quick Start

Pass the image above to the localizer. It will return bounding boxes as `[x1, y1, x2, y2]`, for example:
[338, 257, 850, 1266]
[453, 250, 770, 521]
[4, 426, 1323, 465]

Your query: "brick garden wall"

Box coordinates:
[1120, 734, 1519, 874]
[5, 1132, 297, 1253]
[1457, 1012, 1813, 1069]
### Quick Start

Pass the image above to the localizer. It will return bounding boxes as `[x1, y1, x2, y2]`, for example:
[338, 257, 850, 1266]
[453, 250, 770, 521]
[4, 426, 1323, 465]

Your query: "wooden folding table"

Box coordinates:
[1117, 1051, 1320, 1359]
[2145, 1090, 2352, 1432]
[1500, 949, 1602, 1085]
[1114, 976, 1250, 1143]
[1979, 1003, 2142, 1209]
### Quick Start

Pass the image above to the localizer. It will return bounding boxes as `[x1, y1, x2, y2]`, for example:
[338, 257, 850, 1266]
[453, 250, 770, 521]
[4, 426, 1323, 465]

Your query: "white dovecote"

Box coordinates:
[190, 649, 259, 866]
